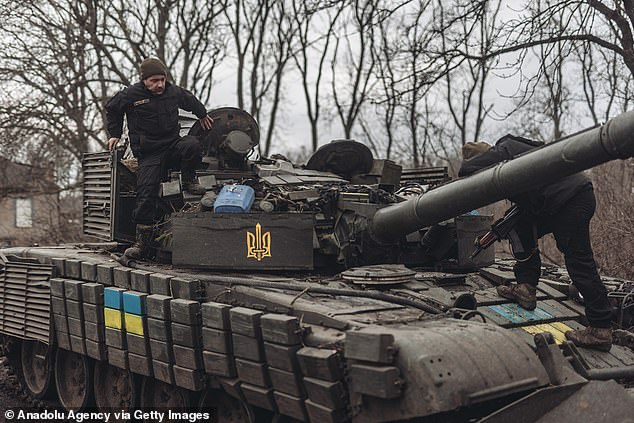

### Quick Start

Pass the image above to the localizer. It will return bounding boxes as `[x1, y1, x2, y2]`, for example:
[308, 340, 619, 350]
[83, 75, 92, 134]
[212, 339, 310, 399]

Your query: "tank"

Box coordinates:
[2, 107, 634, 422]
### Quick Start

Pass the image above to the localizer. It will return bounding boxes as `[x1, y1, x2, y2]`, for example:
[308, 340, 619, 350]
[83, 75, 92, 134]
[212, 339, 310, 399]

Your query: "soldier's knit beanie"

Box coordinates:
[462, 141, 492, 160]
[139, 58, 168, 80]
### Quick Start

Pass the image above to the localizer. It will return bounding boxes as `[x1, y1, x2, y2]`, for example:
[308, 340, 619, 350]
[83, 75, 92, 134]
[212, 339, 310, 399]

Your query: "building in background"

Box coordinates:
[0, 158, 59, 247]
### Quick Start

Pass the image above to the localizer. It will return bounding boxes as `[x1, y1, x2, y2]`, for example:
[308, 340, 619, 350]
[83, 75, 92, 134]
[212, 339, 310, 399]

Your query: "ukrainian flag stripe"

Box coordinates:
[521, 322, 572, 344]
[124, 313, 145, 336]
[104, 307, 123, 330]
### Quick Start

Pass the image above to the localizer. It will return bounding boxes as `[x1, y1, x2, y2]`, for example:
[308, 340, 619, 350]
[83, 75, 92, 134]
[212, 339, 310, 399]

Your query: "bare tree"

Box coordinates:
[291, 0, 346, 152]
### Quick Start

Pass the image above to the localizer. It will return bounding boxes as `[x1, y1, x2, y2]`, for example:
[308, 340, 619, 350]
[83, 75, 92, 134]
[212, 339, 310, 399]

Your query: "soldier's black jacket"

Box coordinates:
[458, 134, 593, 215]
[105, 81, 206, 157]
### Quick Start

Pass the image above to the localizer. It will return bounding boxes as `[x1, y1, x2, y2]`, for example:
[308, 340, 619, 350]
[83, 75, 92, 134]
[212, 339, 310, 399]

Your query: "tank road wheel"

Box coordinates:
[20, 340, 55, 399]
[94, 362, 138, 415]
[54, 348, 94, 410]
[199, 388, 253, 423]
[140, 377, 191, 419]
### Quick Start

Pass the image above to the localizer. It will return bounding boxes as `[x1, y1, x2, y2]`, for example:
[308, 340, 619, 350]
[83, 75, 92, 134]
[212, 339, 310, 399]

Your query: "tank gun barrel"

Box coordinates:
[371, 110, 634, 243]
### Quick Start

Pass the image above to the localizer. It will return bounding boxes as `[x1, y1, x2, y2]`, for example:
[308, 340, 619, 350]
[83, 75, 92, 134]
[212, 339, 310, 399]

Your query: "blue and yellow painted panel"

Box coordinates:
[124, 313, 145, 336]
[104, 307, 123, 329]
[520, 322, 574, 344]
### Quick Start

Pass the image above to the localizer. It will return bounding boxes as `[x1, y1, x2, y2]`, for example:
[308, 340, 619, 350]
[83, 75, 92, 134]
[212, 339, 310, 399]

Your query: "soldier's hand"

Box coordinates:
[200, 114, 214, 131]
[108, 137, 120, 150]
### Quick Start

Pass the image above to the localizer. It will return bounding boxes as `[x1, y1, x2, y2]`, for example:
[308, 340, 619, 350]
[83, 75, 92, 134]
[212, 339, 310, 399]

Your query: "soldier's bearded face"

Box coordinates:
[144, 75, 166, 94]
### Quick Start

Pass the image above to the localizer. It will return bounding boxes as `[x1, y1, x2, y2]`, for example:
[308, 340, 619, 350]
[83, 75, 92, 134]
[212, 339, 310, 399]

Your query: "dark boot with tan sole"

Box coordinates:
[565, 326, 612, 352]
[122, 224, 154, 261]
[496, 283, 537, 310]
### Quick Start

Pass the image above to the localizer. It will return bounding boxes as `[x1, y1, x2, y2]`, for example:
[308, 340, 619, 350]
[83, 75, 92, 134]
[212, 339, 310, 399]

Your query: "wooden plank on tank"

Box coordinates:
[150, 339, 174, 363]
[202, 302, 232, 330]
[203, 351, 235, 377]
[105, 328, 126, 349]
[303, 377, 347, 409]
[70, 335, 86, 354]
[297, 348, 343, 382]
[305, 399, 348, 423]
[65, 300, 84, 320]
[129, 353, 153, 377]
[130, 270, 152, 293]
[273, 391, 308, 422]
[169, 278, 202, 300]
[85, 339, 107, 361]
[260, 314, 302, 345]
[171, 322, 201, 347]
[232, 333, 264, 361]
[269, 367, 305, 397]
[96, 263, 117, 286]
[113, 267, 131, 289]
[173, 344, 203, 370]
[127, 333, 150, 356]
[80, 262, 98, 282]
[147, 295, 172, 320]
[64, 280, 83, 301]
[349, 364, 402, 399]
[264, 343, 301, 372]
[202, 327, 232, 354]
[108, 347, 129, 370]
[149, 274, 172, 296]
[235, 359, 270, 387]
[173, 366, 205, 391]
[148, 318, 171, 342]
[152, 361, 175, 385]
[344, 331, 396, 364]
[81, 283, 104, 304]
[230, 307, 263, 337]
[64, 260, 82, 279]
[83, 303, 104, 324]
[240, 384, 276, 411]
[170, 299, 201, 325]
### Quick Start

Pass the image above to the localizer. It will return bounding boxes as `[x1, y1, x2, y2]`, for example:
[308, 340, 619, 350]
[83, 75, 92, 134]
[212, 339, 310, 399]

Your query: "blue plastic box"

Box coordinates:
[214, 184, 255, 213]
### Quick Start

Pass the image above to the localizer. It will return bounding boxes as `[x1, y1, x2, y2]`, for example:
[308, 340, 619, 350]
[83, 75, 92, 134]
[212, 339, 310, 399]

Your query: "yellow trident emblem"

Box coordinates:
[246, 223, 271, 261]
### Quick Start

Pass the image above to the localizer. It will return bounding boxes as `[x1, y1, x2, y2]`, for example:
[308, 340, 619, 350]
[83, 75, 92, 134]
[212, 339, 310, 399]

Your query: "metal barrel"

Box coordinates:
[370, 110, 634, 243]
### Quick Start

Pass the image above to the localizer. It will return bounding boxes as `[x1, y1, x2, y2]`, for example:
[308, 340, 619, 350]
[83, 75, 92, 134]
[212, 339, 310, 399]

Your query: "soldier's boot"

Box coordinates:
[496, 283, 537, 310]
[181, 171, 206, 196]
[565, 326, 612, 352]
[123, 224, 154, 261]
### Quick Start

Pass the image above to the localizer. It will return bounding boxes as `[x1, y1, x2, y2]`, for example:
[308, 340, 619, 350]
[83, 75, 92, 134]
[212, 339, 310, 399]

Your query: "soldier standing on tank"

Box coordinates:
[460, 135, 614, 351]
[105, 57, 214, 261]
